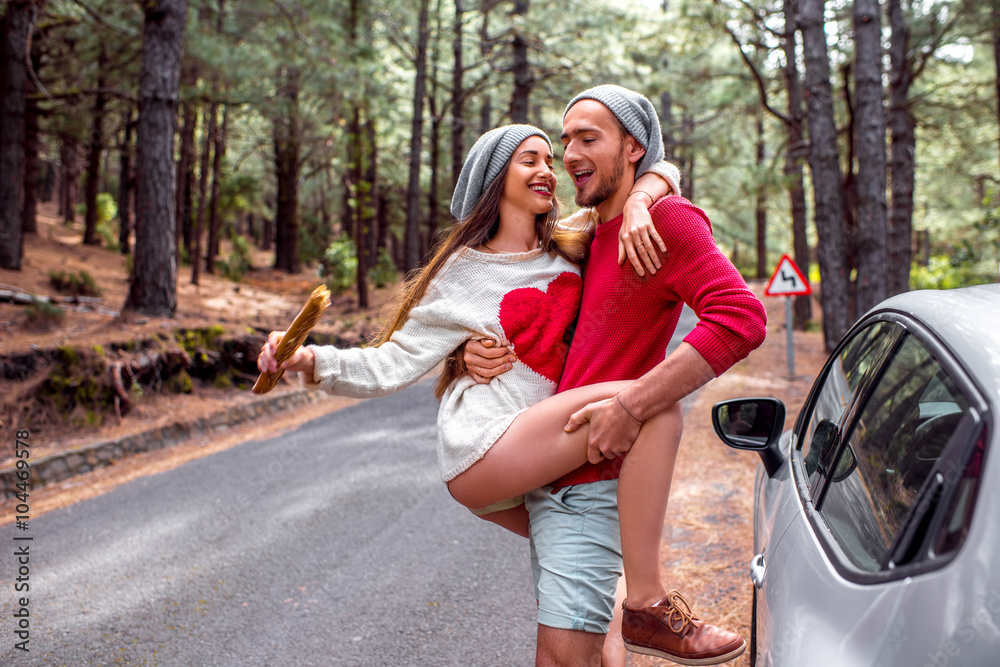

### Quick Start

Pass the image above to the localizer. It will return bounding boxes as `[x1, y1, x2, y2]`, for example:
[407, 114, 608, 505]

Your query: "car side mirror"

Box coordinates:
[712, 398, 786, 477]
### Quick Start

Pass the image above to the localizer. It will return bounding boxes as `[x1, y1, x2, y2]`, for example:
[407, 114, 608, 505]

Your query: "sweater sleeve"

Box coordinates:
[298, 277, 471, 398]
[653, 198, 766, 376]
[643, 160, 682, 197]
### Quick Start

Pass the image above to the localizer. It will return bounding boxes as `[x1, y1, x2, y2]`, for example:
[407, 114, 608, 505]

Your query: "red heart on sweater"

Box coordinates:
[499, 272, 583, 383]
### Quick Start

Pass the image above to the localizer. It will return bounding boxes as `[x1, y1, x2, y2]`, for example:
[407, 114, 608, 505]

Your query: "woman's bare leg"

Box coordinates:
[618, 401, 682, 608]
[448, 381, 631, 507]
[476, 504, 530, 538]
[447, 380, 682, 607]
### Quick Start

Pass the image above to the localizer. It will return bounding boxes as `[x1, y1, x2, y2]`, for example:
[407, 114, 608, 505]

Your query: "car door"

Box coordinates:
[756, 315, 984, 667]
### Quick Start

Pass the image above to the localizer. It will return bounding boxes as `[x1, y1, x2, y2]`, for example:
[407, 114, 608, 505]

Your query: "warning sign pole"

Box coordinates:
[784, 297, 794, 377]
[764, 254, 811, 377]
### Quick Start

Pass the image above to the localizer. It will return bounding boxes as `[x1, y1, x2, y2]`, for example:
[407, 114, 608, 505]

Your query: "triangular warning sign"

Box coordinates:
[765, 254, 811, 296]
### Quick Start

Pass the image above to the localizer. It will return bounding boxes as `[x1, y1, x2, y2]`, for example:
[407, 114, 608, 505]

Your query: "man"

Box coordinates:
[463, 85, 767, 666]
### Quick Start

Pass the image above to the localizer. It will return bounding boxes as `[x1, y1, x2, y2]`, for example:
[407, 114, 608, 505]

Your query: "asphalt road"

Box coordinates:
[2, 306, 697, 666]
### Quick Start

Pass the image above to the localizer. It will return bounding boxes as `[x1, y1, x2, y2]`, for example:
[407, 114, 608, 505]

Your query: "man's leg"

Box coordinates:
[536, 625, 604, 667]
[527, 480, 622, 667]
[602, 578, 627, 667]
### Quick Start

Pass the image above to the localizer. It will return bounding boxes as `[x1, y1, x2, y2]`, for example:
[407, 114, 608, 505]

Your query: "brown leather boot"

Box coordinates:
[622, 590, 746, 665]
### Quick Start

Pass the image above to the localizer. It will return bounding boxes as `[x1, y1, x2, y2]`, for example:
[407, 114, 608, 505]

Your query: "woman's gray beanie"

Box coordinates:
[563, 84, 665, 179]
[450, 124, 552, 221]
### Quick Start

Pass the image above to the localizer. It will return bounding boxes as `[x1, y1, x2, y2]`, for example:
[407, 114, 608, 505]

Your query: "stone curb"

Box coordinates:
[2, 389, 331, 499]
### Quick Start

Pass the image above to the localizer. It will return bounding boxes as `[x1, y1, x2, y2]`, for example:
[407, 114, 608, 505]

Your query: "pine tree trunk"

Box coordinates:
[428, 0, 443, 255]
[681, 113, 695, 201]
[887, 0, 915, 297]
[480, 94, 492, 134]
[0, 0, 32, 270]
[428, 108, 441, 254]
[262, 216, 272, 251]
[994, 3, 1000, 176]
[191, 104, 214, 285]
[783, 0, 811, 328]
[350, 106, 368, 309]
[124, 0, 189, 317]
[354, 110, 378, 309]
[755, 108, 767, 279]
[841, 63, 858, 293]
[59, 135, 77, 223]
[451, 0, 465, 191]
[405, 0, 431, 271]
[205, 0, 226, 274]
[206, 104, 227, 273]
[22, 26, 42, 237]
[272, 67, 300, 274]
[377, 191, 390, 255]
[365, 115, 379, 265]
[41, 161, 55, 203]
[341, 104, 357, 262]
[176, 97, 196, 261]
[83, 49, 107, 247]
[509, 0, 531, 124]
[852, 0, 889, 315]
[660, 91, 674, 162]
[118, 109, 136, 254]
[800, 0, 850, 351]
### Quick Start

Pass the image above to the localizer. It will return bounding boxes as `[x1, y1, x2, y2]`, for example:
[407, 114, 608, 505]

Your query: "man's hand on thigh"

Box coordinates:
[563, 395, 642, 462]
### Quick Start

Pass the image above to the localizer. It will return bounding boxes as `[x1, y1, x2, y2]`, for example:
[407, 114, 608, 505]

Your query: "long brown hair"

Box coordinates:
[371, 160, 592, 398]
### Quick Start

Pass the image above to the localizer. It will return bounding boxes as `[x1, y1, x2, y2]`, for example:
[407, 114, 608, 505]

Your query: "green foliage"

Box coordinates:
[167, 370, 194, 394]
[128, 381, 144, 403]
[96, 192, 117, 225]
[34, 0, 995, 312]
[49, 269, 102, 297]
[175, 325, 226, 356]
[57, 345, 79, 366]
[36, 344, 115, 422]
[914, 200, 1000, 290]
[910, 256, 997, 291]
[218, 235, 254, 282]
[321, 238, 358, 294]
[96, 221, 119, 251]
[218, 172, 263, 224]
[298, 210, 332, 267]
[74, 193, 118, 248]
[368, 248, 399, 287]
[808, 263, 822, 287]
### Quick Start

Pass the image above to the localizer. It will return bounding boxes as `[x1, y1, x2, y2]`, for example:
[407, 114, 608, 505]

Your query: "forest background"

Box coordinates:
[1, 0, 998, 359]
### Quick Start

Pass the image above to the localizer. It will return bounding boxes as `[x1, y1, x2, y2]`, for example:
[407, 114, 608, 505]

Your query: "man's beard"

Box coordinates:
[575, 152, 626, 209]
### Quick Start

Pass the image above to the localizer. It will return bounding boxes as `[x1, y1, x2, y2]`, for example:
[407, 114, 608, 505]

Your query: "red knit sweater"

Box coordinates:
[551, 196, 767, 487]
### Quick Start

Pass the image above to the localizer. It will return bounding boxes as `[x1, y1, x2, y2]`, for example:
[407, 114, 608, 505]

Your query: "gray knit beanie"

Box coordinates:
[450, 124, 552, 221]
[563, 84, 665, 178]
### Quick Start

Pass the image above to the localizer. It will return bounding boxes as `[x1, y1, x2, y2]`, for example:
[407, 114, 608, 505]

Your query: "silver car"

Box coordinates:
[712, 284, 1000, 667]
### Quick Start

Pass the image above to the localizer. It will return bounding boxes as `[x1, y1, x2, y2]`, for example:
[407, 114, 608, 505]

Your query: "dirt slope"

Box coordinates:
[0, 203, 397, 463]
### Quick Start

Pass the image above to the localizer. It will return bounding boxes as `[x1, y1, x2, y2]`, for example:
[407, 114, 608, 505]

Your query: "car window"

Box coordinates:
[799, 321, 898, 487]
[818, 334, 971, 572]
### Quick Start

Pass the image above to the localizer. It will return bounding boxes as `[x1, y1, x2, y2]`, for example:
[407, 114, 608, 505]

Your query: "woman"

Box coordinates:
[257, 124, 680, 640]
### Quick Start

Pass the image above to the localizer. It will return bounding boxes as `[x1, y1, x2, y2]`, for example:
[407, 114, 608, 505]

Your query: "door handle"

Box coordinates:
[750, 552, 766, 589]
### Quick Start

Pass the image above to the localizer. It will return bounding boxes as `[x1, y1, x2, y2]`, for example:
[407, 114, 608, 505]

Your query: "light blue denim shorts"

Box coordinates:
[526, 479, 622, 634]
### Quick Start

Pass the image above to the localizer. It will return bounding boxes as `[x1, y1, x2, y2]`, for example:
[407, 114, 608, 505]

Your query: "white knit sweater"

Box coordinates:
[302, 228, 586, 482]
